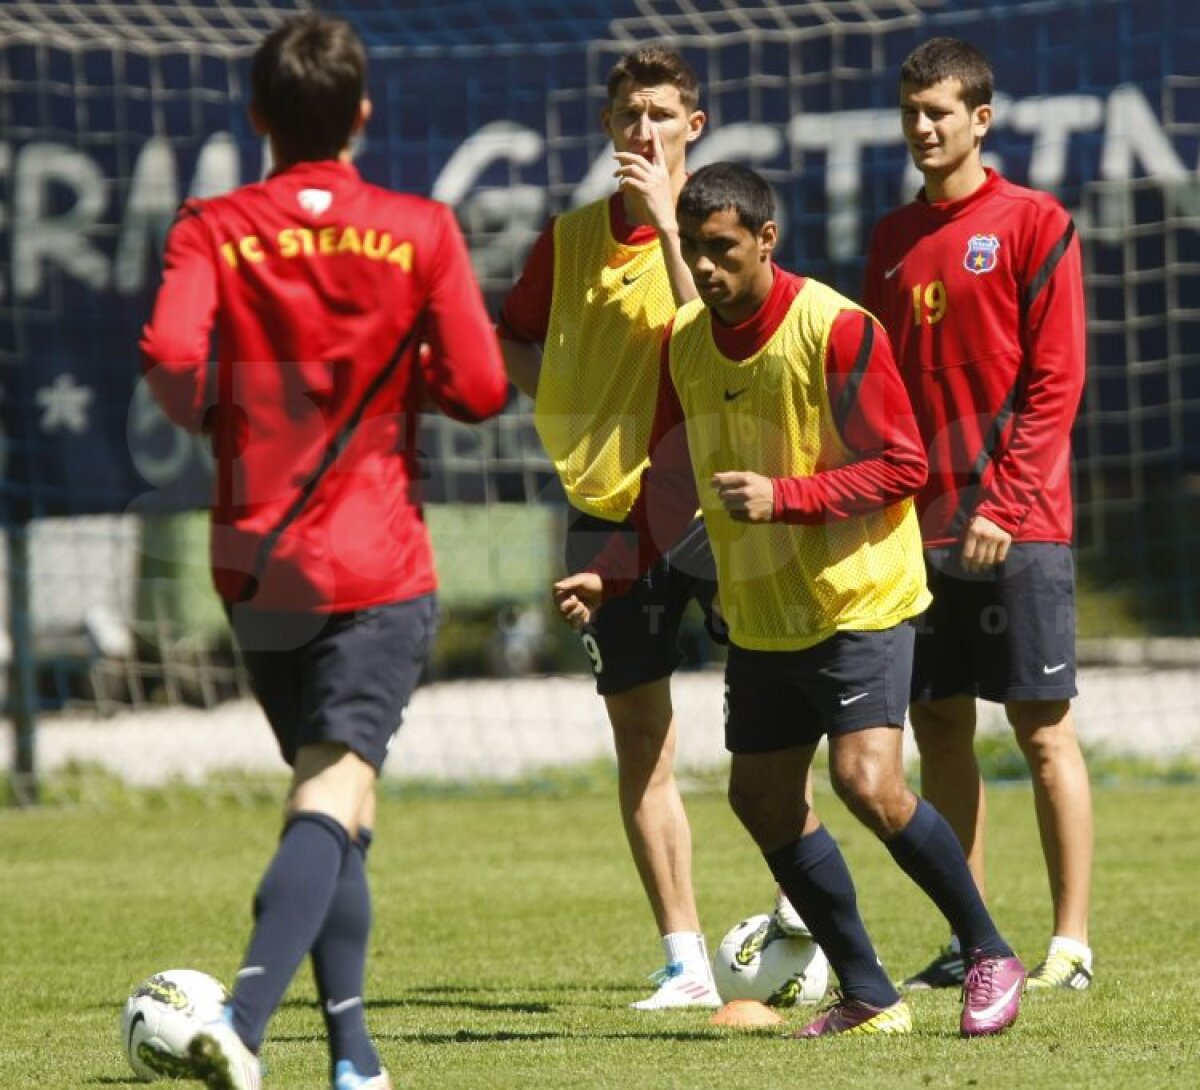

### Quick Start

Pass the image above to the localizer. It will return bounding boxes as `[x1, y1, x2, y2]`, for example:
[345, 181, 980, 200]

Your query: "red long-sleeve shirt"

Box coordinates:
[140, 159, 508, 611]
[863, 169, 1085, 546]
[596, 266, 928, 592]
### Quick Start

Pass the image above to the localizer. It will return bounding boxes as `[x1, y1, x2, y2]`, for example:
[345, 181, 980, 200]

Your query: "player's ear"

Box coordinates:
[973, 102, 993, 141]
[353, 97, 373, 134]
[759, 221, 778, 260]
[600, 106, 612, 135]
[685, 109, 707, 143]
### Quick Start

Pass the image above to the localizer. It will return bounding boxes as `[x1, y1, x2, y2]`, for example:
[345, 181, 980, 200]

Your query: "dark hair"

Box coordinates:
[251, 14, 367, 162]
[899, 36, 993, 110]
[606, 45, 700, 111]
[677, 162, 774, 235]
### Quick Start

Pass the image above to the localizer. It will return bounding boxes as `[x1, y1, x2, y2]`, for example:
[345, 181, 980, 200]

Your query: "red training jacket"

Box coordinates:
[141, 160, 508, 611]
[864, 169, 1085, 547]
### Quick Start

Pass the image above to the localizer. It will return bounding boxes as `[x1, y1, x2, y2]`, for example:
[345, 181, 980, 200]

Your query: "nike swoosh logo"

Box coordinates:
[724, 388, 748, 402]
[970, 979, 1023, 1023]
[884, 261, 904, 280]
[840, 692, 869, 706]
[325, 996, 363, 1016]
[1042, 663, 1067, 674]
[623, 268, 648, 285]
[126, 1010, 146, 1057]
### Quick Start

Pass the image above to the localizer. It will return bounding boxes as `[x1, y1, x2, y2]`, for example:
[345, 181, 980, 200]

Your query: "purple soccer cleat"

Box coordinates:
[793, 992, 912, 1037]
[960, 953, 1025, 1037]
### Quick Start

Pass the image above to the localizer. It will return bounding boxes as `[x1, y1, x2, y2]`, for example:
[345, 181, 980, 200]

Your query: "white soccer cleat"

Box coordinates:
[772, 888, 813, 939]
[630, 963, 722, 1010]
[187, 1012, 262, 1090]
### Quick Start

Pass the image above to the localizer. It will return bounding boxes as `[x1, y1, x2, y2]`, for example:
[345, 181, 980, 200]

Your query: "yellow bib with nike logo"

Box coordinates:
[535, 199, 677, 521]
[668, 280, 930, 650]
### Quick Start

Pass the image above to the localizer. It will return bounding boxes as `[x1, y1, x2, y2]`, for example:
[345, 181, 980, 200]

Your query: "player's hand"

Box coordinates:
[613, 126, 676, 234]
[553, 573, 604, 630]
[711, 470, 775, 522]
[960, 514, 1012, 573]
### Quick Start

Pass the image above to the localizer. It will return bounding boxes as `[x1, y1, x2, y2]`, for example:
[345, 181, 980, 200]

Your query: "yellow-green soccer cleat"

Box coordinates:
[793, 992, 913, 1037]
[1026, 949, 1093, 991]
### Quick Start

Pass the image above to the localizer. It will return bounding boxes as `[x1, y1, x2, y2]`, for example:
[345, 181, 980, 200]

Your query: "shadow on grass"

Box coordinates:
[378, 1027, 725, 1045]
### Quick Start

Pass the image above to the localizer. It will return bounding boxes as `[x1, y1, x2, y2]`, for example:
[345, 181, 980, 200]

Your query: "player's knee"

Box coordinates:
[1008, 701, 1075, 759]
[727, 778, 795, 848]
[910, 698, 975, 747]
[829, 760, 908, 836]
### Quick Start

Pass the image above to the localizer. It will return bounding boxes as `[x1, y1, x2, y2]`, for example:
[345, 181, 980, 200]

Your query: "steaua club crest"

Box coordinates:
[963, 233, 1001, 274]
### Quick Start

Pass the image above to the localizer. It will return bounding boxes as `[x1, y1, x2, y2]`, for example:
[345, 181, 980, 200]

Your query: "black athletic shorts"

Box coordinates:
[566, 510, 723, 697]
[228, 594, 437, 771]
[911, 543, 1077, 704]
[724, 623, 914, 754]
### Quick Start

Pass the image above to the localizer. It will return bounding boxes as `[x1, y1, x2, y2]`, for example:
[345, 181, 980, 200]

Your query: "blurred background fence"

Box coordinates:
[1, 0, 1198, 797]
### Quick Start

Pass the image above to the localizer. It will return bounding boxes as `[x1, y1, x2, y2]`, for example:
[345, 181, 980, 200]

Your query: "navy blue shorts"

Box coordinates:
[228, 595, 437, 772]
[912, 543, 1077, 704]
[724, 624, 914, 754]
[566, 511, 723, 697]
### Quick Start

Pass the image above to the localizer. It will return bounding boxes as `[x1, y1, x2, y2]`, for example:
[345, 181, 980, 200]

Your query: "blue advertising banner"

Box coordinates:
[1, 0, 1197, 521]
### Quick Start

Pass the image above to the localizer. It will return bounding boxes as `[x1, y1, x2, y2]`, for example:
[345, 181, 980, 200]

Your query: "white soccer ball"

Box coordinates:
[713, 913, 830, 1007]
[120, 968, 229, 1081]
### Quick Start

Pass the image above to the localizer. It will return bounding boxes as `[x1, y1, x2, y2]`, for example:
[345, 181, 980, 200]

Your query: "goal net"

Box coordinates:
[2, 0, 1198, 790]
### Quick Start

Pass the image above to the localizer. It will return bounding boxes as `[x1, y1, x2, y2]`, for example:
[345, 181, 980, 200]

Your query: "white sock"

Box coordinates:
[947, 935, 963, 956]
[1047, 935, 1092, 967]
[663, 931, 710, 977]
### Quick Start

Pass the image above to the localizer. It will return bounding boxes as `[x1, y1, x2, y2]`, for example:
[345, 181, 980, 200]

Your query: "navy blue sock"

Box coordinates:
[231, 811, 349, 1052]
[312, 829, 380, 1079]
[885, 798, 1011, 958]
[766, 826, 899, 1008]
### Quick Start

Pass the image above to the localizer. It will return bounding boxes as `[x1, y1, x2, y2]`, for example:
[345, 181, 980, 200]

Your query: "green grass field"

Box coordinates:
[1, 773, 1196, 1089]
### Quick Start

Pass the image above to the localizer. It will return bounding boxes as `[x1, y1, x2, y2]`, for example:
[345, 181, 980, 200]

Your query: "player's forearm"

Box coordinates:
[657, 226, 699, 307]
[974, 343, 1083, 528]
[139, 288, 214, 434]
[974, 417, 1075, 533]
[139, 353, 213, 434]
[141, 211, 219, 432]
[772, 445, 927, 523]
[499, 336, 542, 399]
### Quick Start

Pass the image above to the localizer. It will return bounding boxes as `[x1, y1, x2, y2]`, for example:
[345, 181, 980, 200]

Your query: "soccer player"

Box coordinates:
[140, 15, 508, 1090]
[497, 46, 726, 1009]
[863, 37, 1093, 992]
[555, 162, 1026, 1038]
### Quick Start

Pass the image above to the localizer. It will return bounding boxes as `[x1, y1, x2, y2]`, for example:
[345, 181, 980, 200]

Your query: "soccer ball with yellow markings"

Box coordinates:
[713, 914, 829, 1007]
[120, 968, 229, 1081]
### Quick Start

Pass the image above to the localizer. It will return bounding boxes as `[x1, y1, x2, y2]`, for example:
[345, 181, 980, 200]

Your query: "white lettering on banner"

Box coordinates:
[432, 120, 547, 280]
[691, 123, 790, 237]
[113, 137, 179, 295]
[571, 141, 621, 208]
[1, 86, 1195, 303]
[12, 142, 110, 297]
[127, 376, 213, 486]
[789, 107, 897, 261]
[1009, 95, 1105, 192]
[1099, 85, 1199, 229]
[113, 133, 239, 295]
[1102, 86, 1192, 183]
